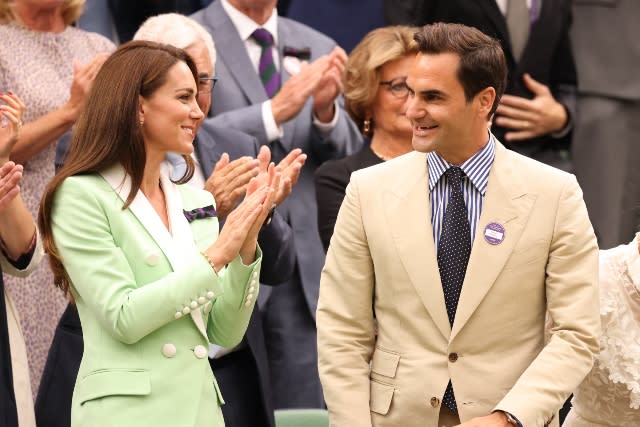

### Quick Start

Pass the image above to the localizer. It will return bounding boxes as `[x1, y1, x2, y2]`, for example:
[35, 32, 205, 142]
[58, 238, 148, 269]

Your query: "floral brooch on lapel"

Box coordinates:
[183, 205, 217, 223]
[283, 46, 311, 61]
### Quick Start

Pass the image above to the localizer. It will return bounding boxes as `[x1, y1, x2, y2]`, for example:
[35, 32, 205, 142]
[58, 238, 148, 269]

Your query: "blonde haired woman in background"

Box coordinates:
[0, 0, 114, 394]
[315, 25, 418, 251]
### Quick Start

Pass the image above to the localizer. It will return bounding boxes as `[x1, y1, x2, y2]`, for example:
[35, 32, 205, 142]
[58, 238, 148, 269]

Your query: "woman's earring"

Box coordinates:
[139, 119, 144, 126]
[363, 118, 371, 134]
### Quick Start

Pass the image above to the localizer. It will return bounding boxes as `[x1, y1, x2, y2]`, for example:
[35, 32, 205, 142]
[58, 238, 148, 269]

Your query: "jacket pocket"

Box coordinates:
[370, 347, 400, 378]
[77, 369, 151, 405]
[370, 379, 394, 415]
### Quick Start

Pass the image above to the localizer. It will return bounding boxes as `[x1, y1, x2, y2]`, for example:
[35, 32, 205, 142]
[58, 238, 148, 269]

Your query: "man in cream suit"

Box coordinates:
[192, 0, 362, 408]
[317, 23, 600, 427]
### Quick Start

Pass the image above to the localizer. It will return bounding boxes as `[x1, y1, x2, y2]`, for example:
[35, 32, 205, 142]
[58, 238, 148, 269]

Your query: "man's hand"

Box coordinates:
[455, 411, 512, 427]
[494, 73, 568, 142]
[312, 46, 347, 123]
[271, 55, 332, 126]
[204, 154, 259, 221]
[274, 148, 306, 205]
[253, 146, 306, 206]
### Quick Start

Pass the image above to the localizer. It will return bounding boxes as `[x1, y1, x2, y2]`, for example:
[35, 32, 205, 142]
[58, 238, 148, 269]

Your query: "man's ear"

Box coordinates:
[476, 86, 496, 118]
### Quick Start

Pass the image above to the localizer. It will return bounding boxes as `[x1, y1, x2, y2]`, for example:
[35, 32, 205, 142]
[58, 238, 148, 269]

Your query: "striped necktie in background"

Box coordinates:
[251, 28, 281, 98]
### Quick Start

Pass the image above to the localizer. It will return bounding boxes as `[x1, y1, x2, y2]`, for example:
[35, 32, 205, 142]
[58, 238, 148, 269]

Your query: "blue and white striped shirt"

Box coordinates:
[428, 134, 496, 249]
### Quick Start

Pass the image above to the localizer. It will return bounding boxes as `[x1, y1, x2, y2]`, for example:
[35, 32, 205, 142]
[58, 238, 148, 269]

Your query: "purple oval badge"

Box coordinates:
[484, 222, 505, 245]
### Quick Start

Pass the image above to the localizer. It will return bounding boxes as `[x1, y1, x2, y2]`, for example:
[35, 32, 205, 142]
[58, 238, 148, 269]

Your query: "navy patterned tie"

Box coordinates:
[251, 28, 281, 98]
[437, 166, 471, 411]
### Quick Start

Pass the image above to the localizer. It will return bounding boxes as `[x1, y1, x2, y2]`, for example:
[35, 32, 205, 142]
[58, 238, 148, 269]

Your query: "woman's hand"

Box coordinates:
[64, 53, 110, 122]
[204, 165, 280, 269]
[240, 162, 280, 260]
[0, 91, 25, 162]
[0, 161, 23, 212]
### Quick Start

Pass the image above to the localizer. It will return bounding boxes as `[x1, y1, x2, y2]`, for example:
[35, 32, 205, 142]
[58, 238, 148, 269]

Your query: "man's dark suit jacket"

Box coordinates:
[36, 124, 293, 427]
[388, 0, 577, 171]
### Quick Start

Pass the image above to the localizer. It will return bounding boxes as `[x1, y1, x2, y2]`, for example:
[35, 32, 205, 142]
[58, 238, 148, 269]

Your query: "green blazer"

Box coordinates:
[50, 164, 262, 427]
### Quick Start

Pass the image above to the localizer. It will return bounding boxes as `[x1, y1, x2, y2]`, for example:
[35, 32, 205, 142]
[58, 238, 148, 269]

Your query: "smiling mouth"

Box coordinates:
[414, 124, 438, 134]
[182, 127, 194, 136]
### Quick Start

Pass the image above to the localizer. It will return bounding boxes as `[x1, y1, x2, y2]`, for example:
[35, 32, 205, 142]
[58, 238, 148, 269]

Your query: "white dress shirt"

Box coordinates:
[220, 0, 338, 142]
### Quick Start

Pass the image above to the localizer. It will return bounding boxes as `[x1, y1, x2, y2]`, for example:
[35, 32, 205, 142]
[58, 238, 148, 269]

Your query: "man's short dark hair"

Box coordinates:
[414, 23, 507, 118]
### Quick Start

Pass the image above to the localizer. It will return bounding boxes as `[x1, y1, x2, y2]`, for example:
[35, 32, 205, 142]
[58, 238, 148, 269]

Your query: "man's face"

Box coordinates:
[185, 41, 213, 133]
[405, 52, 487, 164]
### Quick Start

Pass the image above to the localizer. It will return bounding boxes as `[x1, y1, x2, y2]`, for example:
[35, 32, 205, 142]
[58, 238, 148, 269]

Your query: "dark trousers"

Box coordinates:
[211, 347, 271, 427]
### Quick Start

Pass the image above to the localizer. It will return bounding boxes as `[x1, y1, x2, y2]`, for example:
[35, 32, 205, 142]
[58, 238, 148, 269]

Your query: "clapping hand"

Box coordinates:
[0, 161, 23, 212]
[254, 145, 306, 206]
[271, 54, 333, 125]
[312, 46, 347, 123]
[204, 164, 280, 269]
[65, 53, 110, 121]
[0, 91, 25, 162]
[204, 154, 260, 221]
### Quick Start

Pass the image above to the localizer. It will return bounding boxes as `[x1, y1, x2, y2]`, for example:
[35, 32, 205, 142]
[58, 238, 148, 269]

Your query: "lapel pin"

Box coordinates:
[484, 222, 505, 245]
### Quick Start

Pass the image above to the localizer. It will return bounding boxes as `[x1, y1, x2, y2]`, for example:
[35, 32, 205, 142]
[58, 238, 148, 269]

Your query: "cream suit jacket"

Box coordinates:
[317, 142, 600, 427]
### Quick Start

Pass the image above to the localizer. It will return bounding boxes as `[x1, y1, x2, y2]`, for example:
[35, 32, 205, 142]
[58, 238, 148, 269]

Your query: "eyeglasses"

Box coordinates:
[198, 76, 218, 94]
[379, 77, 409, 99]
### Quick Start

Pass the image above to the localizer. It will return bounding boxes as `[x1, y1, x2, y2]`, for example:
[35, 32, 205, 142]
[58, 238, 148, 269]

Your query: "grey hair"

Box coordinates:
[133, 13, 217, 70]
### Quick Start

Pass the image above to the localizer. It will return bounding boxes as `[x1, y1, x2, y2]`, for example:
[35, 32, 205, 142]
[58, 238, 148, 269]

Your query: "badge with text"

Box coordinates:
[484, 222, 505, 245]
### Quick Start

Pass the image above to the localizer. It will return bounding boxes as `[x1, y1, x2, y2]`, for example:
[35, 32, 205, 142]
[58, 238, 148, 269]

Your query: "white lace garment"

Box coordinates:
[564, 234, 640, 427]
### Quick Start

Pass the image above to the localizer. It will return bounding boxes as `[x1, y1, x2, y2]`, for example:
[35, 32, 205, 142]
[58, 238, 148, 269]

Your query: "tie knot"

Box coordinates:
[251, 28, 274, 47]
[444, 166, 464, 185]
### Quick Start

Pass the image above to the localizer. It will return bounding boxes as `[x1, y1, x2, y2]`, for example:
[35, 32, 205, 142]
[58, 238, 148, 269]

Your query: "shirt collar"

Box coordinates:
[427, 132, 496, 196]
[221, 0, 279, 45]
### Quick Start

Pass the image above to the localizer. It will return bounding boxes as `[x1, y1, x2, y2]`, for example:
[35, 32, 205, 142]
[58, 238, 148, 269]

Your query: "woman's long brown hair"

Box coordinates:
[38, 40, 198, 299]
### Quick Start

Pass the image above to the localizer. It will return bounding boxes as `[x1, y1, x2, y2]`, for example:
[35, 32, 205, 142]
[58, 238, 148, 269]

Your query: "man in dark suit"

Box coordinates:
[387, 0, 576, 172]
[192, 0, 362, 408]
[37, 13, 302, 427]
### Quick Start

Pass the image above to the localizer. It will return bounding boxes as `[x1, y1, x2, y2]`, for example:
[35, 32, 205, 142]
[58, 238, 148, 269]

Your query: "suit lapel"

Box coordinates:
[478, 0, 510, 45]
[100, 165, 180, 270]
[207, 1, 267, 106]
[521, 0, 552, 62]
[386, 152, 451, 340]
[162, 174, 209, 341]
[450, 144, 537, 341]
[99, 164, 209, 340]
[194, 134, 219, 178]
[275, 18, 297, 154]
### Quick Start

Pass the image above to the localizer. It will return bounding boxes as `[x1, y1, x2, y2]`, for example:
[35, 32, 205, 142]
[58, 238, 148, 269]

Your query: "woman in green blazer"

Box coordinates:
[37, 41, 279, 427]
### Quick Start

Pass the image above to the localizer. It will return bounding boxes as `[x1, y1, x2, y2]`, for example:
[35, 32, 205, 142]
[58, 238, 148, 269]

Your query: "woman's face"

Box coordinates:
[369, 54, 415, 141]
[139, 61, 204, 157]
